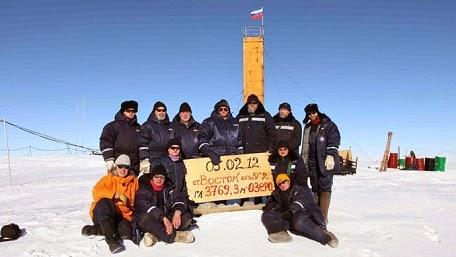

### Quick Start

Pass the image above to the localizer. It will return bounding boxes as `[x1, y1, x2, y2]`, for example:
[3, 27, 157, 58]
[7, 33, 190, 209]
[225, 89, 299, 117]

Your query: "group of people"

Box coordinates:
[83, 95, 341, 253]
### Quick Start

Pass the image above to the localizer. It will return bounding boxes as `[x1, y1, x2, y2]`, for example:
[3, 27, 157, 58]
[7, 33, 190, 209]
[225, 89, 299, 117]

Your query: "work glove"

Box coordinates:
[140, 159, 151, 173]
[325, 155, 335, 170]
[105, 159, 116, 171]
[208, 152, 221, 165]
[114, 192, 128, 205]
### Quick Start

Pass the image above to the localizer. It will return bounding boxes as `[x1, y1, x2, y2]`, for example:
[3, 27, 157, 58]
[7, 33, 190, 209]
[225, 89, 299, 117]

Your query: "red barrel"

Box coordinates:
[416, 158, 425, 171]
[387, 153, 398, 168]
[405, 156, 416, 170]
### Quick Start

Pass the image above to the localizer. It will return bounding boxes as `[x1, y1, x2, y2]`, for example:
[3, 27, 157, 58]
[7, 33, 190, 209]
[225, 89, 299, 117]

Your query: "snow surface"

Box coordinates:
[0, 155, 455, 257]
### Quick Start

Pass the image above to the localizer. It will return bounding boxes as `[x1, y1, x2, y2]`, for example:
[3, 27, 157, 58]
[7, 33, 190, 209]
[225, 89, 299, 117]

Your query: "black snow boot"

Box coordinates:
[99, 219, 125, 254]
[324, 230, 339, 248]
[81, 224, 101, 237]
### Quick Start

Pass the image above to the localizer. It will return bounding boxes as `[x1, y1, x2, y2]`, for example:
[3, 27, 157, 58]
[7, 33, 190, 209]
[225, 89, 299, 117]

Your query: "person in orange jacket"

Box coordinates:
[81, 154, 139, 254]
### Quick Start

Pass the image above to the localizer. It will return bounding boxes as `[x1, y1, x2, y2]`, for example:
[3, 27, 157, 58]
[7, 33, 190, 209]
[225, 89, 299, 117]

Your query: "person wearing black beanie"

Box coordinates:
[272, 102, 302, 156]
[100, 100, 141, 175]
[301, 102, 340, 224]
[172, 102, 202, 159]
[138, 101, 179, 174]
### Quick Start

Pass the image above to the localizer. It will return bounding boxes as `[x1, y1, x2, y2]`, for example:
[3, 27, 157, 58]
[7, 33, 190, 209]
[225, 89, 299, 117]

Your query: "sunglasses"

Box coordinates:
[117, 164, 130, 169]
[153, 175, 166, 180]
[125, 109, 137, 113]
[278, 180, 289, 186]
[218, 107, 229, 112]
[169, 146, 180, 150]
[248, 102, 258, 105]
[156, 108, 166, 113]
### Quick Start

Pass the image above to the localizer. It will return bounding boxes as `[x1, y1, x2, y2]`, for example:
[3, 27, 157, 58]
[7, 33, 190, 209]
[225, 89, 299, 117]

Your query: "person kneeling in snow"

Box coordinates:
[81, 154, 139, 254]
[133, 165, 194, 247]
[261, 173, 338, 247]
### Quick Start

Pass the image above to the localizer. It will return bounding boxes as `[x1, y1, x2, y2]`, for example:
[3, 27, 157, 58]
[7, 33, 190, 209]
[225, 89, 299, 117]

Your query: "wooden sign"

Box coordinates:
[184, 152, 275, 203]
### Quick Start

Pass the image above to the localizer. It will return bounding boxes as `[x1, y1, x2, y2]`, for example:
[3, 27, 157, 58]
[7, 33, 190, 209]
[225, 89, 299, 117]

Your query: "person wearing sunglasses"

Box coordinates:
[172, 102, 202, 159]
[301, 103, 340, 224]
[82, 154, 139, 253]
[261, 173, 338, 247]
[237, 94, 276, 205]
[149, 139, 188, 198]
[272, 102, 302, 156]
[134, 165, 194, 247]
[138, 101, 179, 175]
[100, 100, 141, 176]
[198, 99, 243, 165]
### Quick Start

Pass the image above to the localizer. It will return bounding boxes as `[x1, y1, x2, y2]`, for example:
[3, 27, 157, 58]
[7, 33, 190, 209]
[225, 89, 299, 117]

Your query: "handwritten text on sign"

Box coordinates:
[184, 153, 274, 203]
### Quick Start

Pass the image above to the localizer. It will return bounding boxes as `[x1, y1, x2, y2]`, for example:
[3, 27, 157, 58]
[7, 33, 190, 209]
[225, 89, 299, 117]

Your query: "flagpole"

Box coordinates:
[261, 7, 264, 28]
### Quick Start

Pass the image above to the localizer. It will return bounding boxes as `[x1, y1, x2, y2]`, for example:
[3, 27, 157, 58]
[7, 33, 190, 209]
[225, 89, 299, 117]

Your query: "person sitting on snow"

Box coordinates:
[81, 154, 139, 254]
[261, 173, 338, 247]
[133, 165, 194, 247]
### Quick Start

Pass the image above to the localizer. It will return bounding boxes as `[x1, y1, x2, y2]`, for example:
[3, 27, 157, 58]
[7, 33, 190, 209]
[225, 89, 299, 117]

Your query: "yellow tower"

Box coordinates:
[243, 26, 264, 103]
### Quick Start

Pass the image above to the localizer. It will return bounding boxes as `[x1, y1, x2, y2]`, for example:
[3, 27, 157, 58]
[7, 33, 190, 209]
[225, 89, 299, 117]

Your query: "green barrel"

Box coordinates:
[398, 159, 406, 170]
[435, 156, 446, 172]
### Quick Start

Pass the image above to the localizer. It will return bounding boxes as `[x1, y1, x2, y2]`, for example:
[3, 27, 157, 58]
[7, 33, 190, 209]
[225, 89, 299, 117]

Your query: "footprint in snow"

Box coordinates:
[423, 225, 440, 242]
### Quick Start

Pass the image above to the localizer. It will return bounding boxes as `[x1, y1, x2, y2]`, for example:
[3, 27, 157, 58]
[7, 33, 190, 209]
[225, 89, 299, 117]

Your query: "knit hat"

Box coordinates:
[167, 138, 182, 149]
[275, 173, 290, 186]
[153, 101, 167, 112]
[304, 103, 320, 115]
[179, 102, 192, 113]
[151, 165, 167, 178]
[214, 99, 230, 112]
[276, 140, 290, 150]
[0, 223, 21, 242]
[246, 94, 260, 104]
[115, 154, 130, 167]
[279, 102, 291, 111]
[120, 100, 138, 113]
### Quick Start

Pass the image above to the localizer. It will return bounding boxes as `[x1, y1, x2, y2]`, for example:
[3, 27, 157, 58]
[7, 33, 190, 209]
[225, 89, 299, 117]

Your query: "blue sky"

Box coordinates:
[0, 0, 455, 161]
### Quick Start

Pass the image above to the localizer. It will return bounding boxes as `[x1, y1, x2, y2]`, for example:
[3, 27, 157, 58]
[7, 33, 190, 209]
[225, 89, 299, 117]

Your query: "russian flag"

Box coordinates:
[250, 7, 263, 20]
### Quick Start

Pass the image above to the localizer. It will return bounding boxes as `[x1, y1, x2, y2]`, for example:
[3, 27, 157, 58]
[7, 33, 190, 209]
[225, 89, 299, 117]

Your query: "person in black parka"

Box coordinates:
[237, 94, 276, 154]
[138, 101, 179, 174]
[150, 139, 188, 197]
[272, 102, 302, 156]
[237, 94, 276, 205]
[172, 102, 202, 159]
[301, 103, 341, 224]
[269, 140, 309, 188]
[261, 173, 338, 247]
[133, 165, 194, 246]
[100, 100, 141, 175]
[198, 99, 243, 165]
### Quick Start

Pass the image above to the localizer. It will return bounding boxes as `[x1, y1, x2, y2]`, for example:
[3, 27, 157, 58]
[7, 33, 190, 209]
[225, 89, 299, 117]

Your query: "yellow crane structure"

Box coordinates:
[243, 26, 264, 103]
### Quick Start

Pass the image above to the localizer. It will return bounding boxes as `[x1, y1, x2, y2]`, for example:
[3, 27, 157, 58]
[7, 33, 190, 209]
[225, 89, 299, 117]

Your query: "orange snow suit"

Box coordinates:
[89, 172, 139, 221]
